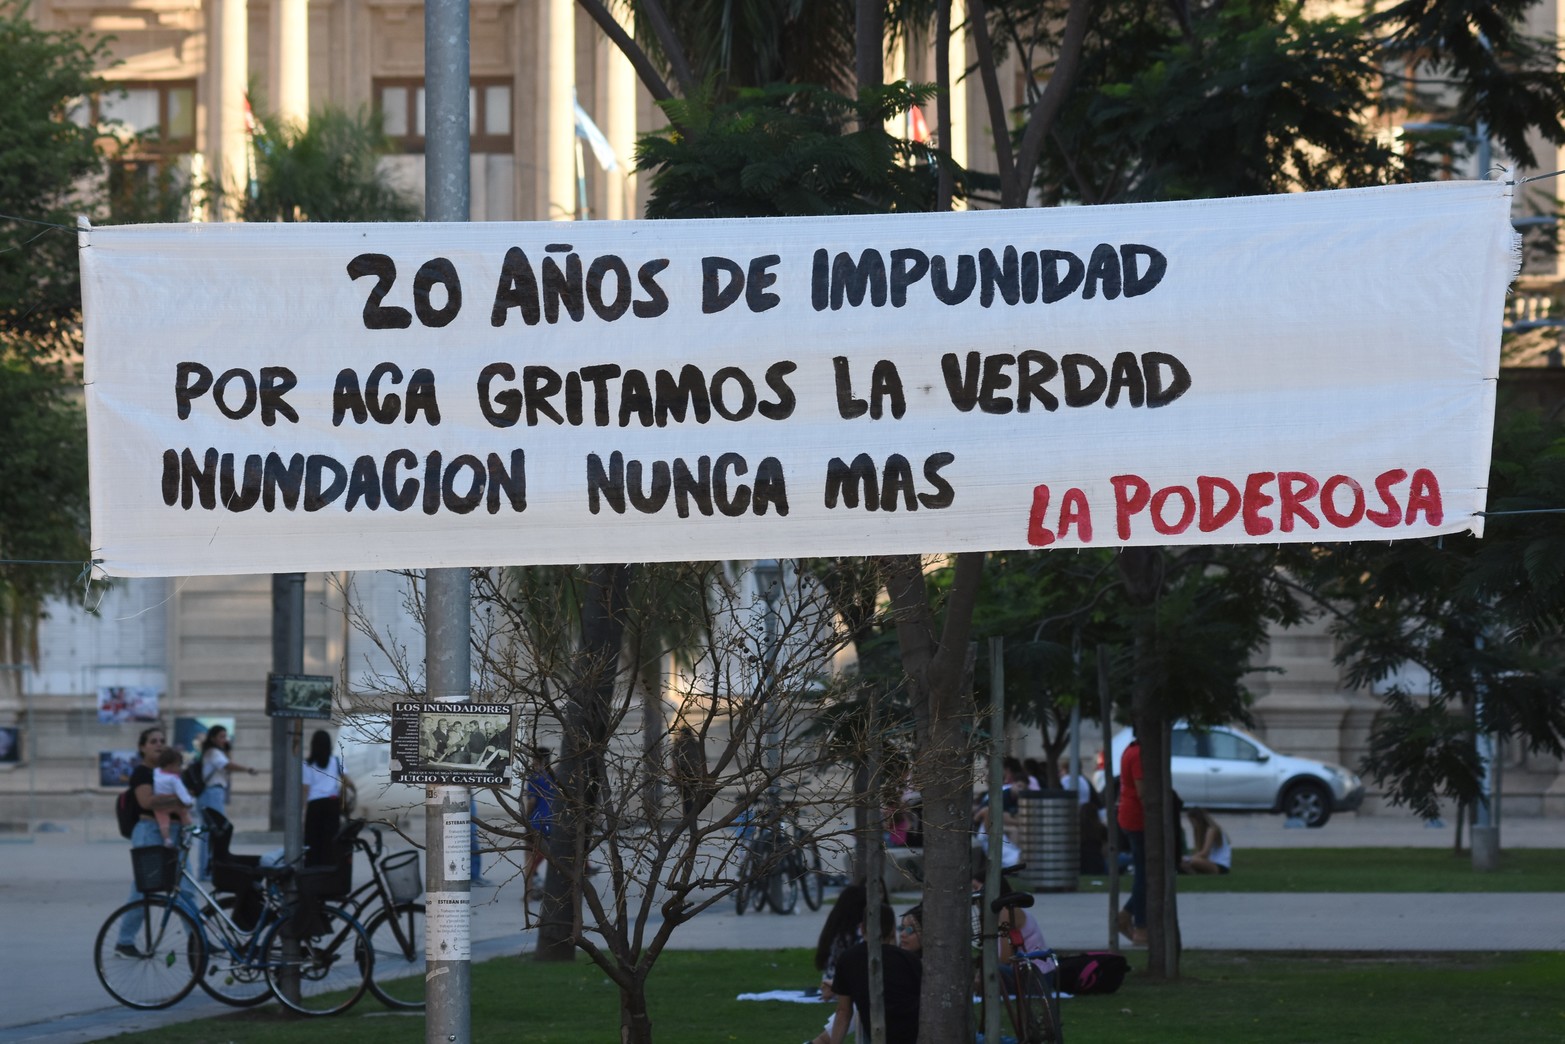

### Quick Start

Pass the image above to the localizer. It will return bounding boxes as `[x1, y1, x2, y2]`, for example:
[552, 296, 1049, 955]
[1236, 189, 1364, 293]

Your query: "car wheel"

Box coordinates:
[1283, 781, 1332, 828]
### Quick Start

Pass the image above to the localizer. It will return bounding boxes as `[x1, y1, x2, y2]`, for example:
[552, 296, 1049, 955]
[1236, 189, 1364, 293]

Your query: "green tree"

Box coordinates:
[239, 106, 418, 222]
[1306, 402, 1565, 824]
[0, 0, 106, 343]
[0, 0, 104, 666]
[638, 81, 951, 217]
[988, 0, 1565, 980]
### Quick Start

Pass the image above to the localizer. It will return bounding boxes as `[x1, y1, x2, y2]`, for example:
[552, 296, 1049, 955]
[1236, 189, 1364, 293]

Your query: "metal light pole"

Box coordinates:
[753, 560, 781, 774]
[424, 0, 472, 1037]
[982, 638, 1005, 1044]
[271, 572, 304, 1003]
[1471, 635, 1500, 871]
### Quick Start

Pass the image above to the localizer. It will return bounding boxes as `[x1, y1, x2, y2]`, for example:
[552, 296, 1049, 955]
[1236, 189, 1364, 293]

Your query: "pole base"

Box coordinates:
[1470, 824, 1500, 872]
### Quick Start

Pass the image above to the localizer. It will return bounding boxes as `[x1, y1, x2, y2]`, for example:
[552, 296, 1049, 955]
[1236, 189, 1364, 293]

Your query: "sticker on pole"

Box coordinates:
[443, 810, 471, 883]
[425, 891, 471, 962]
[390, 702, 516, 785]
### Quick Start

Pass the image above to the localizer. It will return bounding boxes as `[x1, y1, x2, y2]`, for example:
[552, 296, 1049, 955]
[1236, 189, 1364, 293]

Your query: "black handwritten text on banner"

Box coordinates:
[79, 181, 1516, 577]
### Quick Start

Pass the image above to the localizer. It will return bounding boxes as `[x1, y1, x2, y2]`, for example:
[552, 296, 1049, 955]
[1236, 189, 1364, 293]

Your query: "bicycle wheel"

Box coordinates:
[263, 903, 372, 1016]
[1011, 962, 1063, 1044]
[194, 896, 272, 1008]
[767, 862, 799, 915]
[364, 902, 425, 1009]
[798, 839, 825, 911]
[94, 897, 204, 1010]
[734, 862, 752, 916]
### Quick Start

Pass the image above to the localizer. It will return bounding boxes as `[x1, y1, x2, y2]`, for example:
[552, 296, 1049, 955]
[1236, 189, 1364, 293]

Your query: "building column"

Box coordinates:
[216, 0, 249, 217]
[541, 0, 576, 220]
[274, 0, 310, 126]
[602, 6, 636, 220]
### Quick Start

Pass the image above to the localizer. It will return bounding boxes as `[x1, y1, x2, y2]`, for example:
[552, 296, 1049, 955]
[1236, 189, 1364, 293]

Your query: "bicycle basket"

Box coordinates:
[300, 853, 352, 900]
[381, 850, 423, 904]
[131, 845, 180, 893]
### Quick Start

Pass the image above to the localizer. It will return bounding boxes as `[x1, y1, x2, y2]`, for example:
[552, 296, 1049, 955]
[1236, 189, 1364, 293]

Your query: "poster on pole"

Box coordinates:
[266, 673, 336, 719]
[389, 702, 516, 785]
[79, 181, 1518, 577]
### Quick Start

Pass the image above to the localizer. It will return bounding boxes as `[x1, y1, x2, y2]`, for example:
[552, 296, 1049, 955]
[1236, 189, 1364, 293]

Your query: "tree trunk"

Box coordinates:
[934, 0, 953, 212]
[620, 967, 653, 1044]
[1120, 548, 1180, 979]
[640, 658, 666, 821]
[855, 0, 885, 94]
[883, 552, 984, 1044]
[854, 761, 872, 885]
[538, 563, 634, 961]
[913, 691, 975, 1044]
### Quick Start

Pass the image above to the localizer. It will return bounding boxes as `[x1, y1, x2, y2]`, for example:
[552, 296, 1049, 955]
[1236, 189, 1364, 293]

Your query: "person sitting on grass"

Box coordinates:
[814, 885, 866, 1001]
[1180, 807, 1233, 875]
[810, 897, 921, 1044]
[898, 904, 923, 959]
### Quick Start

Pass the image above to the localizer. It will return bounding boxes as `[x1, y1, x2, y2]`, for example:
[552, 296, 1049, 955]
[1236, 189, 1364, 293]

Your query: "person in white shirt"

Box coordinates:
[302, 729, 355, 867]
[195, 725, 257, 879]
[1181, 807, 1233, 874]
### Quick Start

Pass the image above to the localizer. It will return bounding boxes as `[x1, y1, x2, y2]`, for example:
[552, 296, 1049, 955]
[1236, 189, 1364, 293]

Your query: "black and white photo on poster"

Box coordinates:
[389, 701, 516, 785]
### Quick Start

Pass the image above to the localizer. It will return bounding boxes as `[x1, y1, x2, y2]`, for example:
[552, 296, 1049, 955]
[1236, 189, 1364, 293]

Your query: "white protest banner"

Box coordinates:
[80, 181, 1517, 578]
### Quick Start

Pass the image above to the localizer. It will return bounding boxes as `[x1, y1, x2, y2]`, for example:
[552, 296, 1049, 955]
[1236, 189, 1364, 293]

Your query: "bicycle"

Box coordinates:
[330, 818, 427, 1009]
[733, 785, 821, 915]
[204, 812, 424, 1010]
[733, 808, 791, 915]
[93, 817, 375, 1016]
[975, 889, 1064, 1044]
[774, 786, 826, 912]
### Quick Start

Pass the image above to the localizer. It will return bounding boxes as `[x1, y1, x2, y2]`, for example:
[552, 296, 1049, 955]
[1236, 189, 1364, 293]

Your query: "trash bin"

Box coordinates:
[1015, 790, 1078, 892]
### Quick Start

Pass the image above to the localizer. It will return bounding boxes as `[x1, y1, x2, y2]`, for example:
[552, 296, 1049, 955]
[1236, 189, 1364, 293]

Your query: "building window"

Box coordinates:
[374, 78, 513, 154]
[83, 80, 198, 153]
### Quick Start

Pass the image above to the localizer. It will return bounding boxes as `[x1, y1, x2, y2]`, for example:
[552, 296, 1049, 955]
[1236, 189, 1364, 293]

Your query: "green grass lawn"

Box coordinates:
[111, 948, 1565, 1044]
[1076, 847, 1565, 893]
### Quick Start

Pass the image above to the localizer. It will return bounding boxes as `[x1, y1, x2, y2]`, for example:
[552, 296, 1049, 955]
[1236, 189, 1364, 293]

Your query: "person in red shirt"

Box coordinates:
[1116, 733, 1147, 945]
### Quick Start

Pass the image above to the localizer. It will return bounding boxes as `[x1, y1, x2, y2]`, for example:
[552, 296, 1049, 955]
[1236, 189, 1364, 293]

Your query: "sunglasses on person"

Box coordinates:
[898, 924, 919, 934]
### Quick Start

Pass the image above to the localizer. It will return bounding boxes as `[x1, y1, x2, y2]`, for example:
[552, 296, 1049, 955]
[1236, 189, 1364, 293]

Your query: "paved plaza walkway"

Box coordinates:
[0, 813, 1559, 1042]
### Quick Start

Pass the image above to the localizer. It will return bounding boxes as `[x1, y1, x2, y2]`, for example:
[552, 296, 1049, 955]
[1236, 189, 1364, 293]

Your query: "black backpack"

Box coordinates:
[115, 785, 141, 839]
[180, 759, 208, 799]
[1056, 951, 1130, 995]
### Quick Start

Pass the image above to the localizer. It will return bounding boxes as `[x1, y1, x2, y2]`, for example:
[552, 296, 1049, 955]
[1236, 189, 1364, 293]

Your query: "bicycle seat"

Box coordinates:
[991, 891, 1035, 913]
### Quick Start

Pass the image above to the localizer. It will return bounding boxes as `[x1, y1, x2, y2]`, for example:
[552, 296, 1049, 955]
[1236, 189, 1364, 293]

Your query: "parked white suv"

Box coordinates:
[1095, 724, 1364, 828]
